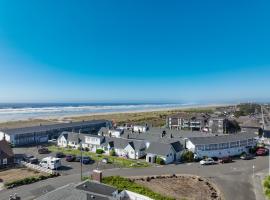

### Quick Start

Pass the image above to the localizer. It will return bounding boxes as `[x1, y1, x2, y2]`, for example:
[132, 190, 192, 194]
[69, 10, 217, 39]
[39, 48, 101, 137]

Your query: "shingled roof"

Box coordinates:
[0, 139, 14, 159]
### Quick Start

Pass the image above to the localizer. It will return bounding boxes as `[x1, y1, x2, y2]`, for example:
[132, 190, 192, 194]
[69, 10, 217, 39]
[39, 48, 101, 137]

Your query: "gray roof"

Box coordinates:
[1, 120, 110, 136]
[127, 140, 146, 151]
[146, 142, 174, 156]
[76, 181, 117, 196]
[188, 132, 257, 145]
[36, 181, 116, 200]
[103, 137, 129, 149]
[60, 132, 89, 143]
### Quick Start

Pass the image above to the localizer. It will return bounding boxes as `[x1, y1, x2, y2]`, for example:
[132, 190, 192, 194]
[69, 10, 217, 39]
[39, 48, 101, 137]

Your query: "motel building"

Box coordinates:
[185, 132, 257, 158]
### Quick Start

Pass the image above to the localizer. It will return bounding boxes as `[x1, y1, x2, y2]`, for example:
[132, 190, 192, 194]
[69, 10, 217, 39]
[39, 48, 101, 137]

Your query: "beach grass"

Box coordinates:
[0, 107, 216, 129]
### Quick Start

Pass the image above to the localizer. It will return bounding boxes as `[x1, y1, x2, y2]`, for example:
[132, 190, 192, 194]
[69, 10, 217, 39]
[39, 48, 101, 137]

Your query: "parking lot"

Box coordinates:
[13, 146, 119, 175]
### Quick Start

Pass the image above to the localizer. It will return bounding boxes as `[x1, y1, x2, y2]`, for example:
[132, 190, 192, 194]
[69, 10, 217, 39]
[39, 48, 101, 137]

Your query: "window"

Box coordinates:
[219, 143, 229, 149]
[196, 145, 204, 151]
[230, 141, 239, 148]
[240, 140, 247, 147]
[3, 158, 7, 165]
[248, 139, 253, 145]
[209, 144, 218, 150]
[205, 145, 210, 151]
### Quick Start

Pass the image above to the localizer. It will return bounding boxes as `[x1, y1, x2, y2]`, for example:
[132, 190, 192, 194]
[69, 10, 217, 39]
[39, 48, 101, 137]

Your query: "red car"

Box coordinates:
[256, 148, 269, 156]
[218, 157, 233, 164]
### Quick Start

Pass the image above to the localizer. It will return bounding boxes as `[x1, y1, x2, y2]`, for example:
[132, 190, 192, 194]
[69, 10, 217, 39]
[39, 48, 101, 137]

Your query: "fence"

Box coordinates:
[20, 161, 56, 175]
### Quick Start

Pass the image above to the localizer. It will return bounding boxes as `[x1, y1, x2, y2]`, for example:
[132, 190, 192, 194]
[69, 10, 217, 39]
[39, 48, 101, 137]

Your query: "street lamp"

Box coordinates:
[252, 164, 255, 178]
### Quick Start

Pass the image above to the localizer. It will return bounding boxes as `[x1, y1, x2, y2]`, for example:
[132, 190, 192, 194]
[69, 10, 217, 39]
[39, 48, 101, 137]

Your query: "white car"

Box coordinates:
[200, 158, 216, 165]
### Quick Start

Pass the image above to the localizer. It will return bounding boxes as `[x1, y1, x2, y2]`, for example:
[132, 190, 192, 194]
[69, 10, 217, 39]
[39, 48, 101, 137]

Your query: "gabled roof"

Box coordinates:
[127, 140, 145, 151]
[0, 139, 14, 159]
[60, 132, 88, 143]
[170, 141, 183, 153]
[146, 142, 174, 156]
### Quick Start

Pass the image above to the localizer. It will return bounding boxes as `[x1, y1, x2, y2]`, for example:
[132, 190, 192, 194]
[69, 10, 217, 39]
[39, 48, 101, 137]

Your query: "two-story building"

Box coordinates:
[185, 132, 257, 158]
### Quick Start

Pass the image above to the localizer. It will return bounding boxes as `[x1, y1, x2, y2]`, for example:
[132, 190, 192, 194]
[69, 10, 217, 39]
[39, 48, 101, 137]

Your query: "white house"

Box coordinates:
[133, 125, 148, 133]
[124, 141, 146, 159]
[145, 141, 183, 164]
[185, 132, 257, 158]
[108, 129, 123, 138]
[57, 132, 87, 149]
[84, 135, 105, 152]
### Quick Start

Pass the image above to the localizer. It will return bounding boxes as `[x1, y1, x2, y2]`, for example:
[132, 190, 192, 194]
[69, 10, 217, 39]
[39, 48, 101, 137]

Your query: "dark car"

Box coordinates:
[38, 147, 50, 154]
[240, 154, 254, 160]
[75, 156, 82, 162]
[29, 157, 39, 164]
[82, 156, 91, 164]
[65, 154, 75, 162]
[23, 154, 34, 162]
[55, 152, 65, 158]
[219, 157, 233, 164]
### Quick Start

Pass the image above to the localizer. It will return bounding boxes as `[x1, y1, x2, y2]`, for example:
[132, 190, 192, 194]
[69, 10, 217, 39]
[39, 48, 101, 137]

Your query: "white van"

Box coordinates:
[40, 157, 61, 170]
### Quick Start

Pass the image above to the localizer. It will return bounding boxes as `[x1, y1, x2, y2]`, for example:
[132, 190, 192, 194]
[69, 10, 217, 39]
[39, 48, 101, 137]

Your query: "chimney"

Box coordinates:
[92, 170, 102, 182]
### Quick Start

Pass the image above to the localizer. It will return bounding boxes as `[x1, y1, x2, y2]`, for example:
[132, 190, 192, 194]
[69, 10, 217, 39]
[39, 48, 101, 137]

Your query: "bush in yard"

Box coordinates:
[263, 176, 270, 199]
[181, 151, 194, 162]
[109, 149, 116, 156]
[96, 149, 104, 154]
[155, 157, 165, 165]
[84, 147, 89, 152]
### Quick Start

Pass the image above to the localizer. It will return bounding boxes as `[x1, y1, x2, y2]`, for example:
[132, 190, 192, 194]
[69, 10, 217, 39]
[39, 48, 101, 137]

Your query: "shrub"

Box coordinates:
[109, 149, 116, 156]
[96, 149, 104, 154]
[84, 147, 89, 152]
[156, 157, 165, 165]
[263, 176, 270, 199]
[181, 151, 194, 162]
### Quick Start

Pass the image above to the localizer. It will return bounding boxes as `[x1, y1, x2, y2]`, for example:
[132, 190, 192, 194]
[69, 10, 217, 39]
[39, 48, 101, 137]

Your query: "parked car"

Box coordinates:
[75, 155, 82, 162]
[219, 157, 233, 164]
[65, 154, 75, 162]
[55, 152, 65, 158]
[101, 158, 109, 164]
[82, 156, 91, 164]
[23, 154, 34, 162]
[38, 147, 50, 154]
[29, 157, 39, 164]
[256, 148, 269, 156]
[200, 158, 216, 165]
[240, 154, 254, 160]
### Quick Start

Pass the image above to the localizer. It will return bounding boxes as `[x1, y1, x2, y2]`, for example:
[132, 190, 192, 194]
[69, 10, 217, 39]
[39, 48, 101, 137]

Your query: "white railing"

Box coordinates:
[20, 161, 56, 175]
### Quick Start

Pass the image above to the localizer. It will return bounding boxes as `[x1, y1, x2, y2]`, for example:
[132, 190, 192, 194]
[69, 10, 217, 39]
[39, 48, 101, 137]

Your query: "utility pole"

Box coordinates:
[79, 129, 83, 181]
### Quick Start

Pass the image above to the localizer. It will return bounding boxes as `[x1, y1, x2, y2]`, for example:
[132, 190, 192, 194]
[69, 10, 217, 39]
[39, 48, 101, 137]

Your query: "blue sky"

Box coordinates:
[0, 0, 269, 103]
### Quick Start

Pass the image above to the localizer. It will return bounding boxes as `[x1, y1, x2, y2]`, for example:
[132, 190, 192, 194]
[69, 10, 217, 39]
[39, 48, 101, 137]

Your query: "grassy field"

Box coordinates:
[0, 107, 216, 129]
[48, 146, 151, 168]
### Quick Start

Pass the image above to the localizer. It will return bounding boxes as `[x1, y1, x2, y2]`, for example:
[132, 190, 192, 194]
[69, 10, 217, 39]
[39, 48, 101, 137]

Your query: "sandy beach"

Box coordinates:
[0, 104, 229, 129]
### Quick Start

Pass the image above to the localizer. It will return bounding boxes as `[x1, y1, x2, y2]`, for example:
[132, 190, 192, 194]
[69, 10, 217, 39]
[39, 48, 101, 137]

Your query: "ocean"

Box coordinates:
[0, 103, 197, 122]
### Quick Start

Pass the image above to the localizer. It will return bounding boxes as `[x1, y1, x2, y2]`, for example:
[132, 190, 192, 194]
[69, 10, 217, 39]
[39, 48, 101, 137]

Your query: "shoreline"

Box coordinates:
[0, 103, 231, 129]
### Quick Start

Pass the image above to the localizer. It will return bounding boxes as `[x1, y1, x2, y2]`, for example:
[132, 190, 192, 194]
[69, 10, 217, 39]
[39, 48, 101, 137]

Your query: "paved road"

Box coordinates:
[0, 156, 268, 200]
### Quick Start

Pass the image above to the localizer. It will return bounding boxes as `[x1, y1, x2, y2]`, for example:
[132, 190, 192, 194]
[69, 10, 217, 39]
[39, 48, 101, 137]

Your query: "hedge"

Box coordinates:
[156, 157, 165, 165]
[96, 149, 104, 154]
[4, 174, 57, 189]
[102, 176, 175, 200]
[264, 176, 270, 199]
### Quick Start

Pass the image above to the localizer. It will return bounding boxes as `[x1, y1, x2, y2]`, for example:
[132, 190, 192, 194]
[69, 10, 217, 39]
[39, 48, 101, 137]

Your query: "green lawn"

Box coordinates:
[48, 146, 151, 168]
